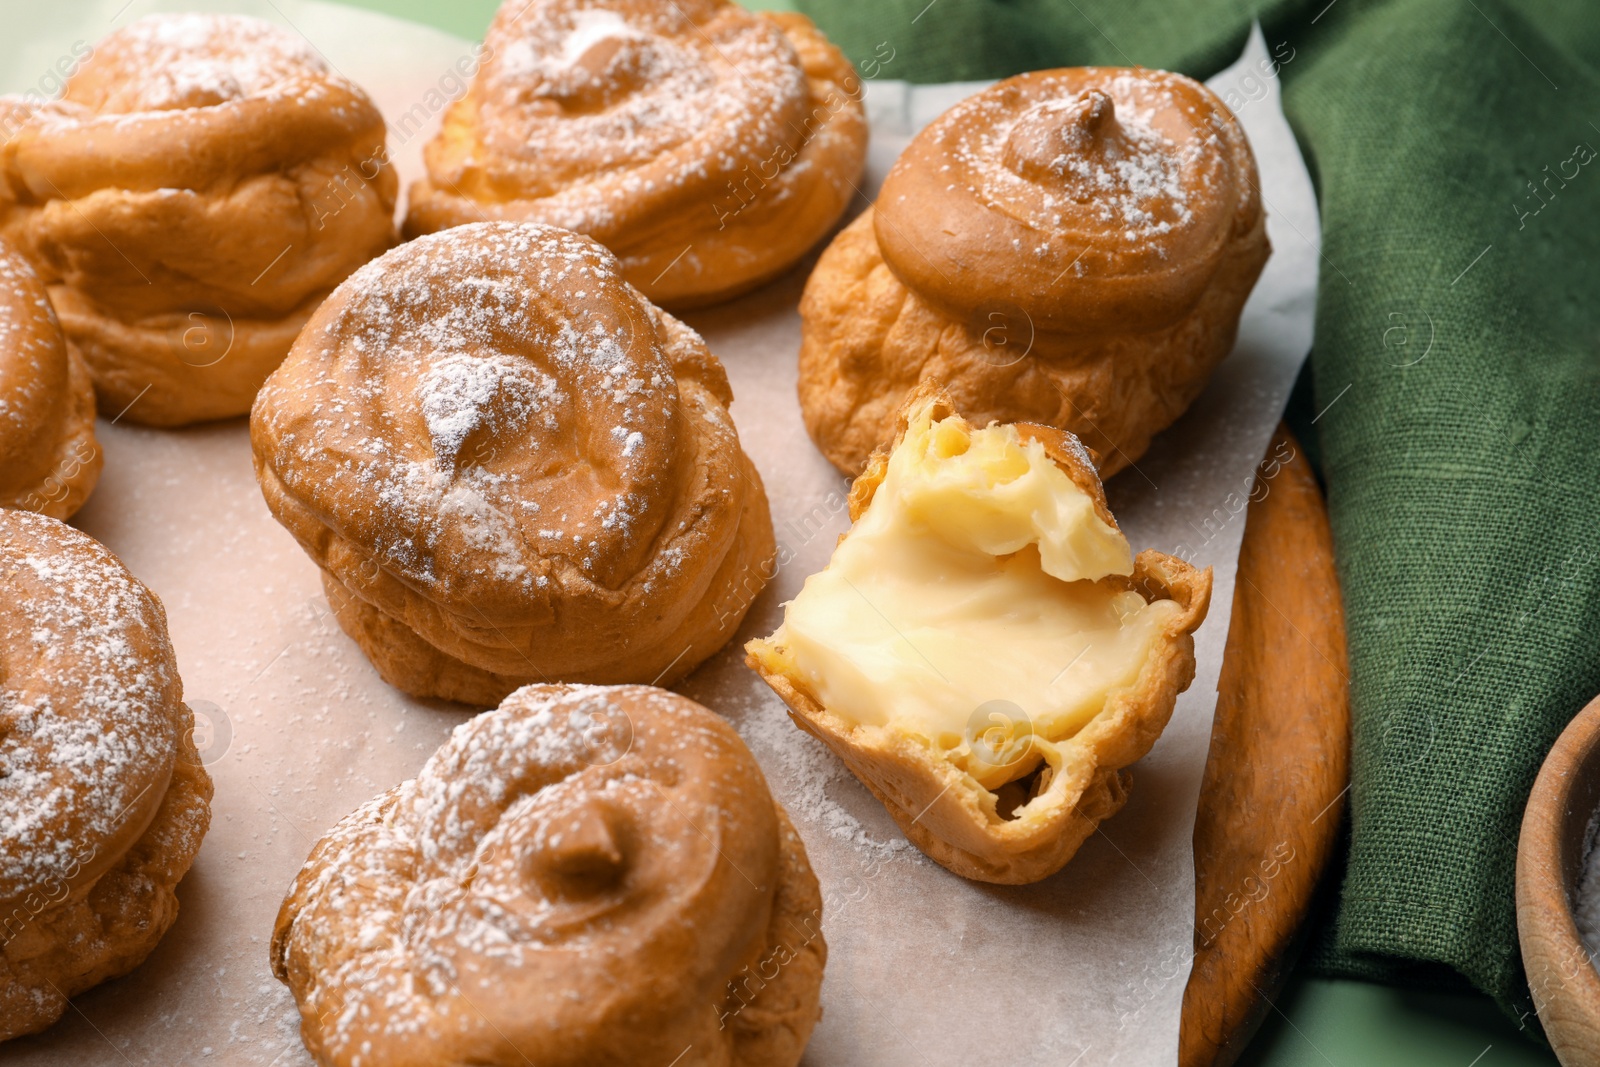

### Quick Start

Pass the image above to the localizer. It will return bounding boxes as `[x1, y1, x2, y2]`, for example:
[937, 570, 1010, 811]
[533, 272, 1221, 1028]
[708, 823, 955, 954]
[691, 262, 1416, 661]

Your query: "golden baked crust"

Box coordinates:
[404, 0, 867, 309]
[0, 511, 213, 1041]
[0, 240, 100, 519]
[0, 14, 397, 426]
[748, 384, 1211, 884]
[251, 222, 776, 704]
[799, 68, 1269, 476]
[272, 684, 825, 1067]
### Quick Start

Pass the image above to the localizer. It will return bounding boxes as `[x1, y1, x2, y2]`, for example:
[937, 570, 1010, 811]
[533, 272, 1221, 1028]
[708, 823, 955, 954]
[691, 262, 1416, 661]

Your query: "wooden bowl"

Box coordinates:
[1517, 693, 1600, 1064]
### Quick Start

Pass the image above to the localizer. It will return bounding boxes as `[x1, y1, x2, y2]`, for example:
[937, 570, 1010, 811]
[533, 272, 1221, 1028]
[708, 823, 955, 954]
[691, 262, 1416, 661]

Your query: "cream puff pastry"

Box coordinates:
[0, 510, 212, 1041]
[799, 67, 1269, 476]
[273, 683, 825, 1067]
[0, 239, 99, 519]
[252, 222, 775, 705]
[405, 0, 868, 308]
[0, 14, 396, 426]
[748, 386, 1210, 883]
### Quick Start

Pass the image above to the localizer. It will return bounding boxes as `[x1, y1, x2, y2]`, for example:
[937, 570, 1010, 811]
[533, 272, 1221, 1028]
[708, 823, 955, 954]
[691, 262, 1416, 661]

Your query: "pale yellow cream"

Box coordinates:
[772, 410, 1180, 791]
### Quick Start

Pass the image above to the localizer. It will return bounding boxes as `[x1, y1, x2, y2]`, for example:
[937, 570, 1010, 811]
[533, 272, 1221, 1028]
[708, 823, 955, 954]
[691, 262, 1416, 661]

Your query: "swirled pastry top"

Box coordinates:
[6, 15, 385, 203]
[408, 0, 865, 309]
[0, 511, 181, 911]
[272, 684, 798, 1065]
[421, 0, 844, 241]
[252, 222, 736, 618]
[876, 68, 1262, 334]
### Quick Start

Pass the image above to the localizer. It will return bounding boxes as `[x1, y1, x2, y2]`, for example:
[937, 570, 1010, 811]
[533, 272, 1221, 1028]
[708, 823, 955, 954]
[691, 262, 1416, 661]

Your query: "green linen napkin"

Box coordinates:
[794, 0, 1600, 1033]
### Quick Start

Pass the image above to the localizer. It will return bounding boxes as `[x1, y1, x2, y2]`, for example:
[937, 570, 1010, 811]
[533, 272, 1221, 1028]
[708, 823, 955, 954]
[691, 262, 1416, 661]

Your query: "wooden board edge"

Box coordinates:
[1179, 423, 1353, 1067]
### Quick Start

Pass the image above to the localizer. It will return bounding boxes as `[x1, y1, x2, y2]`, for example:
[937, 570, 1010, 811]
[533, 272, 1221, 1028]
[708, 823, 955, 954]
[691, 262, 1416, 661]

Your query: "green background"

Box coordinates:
[334, 2, 1559, 1064]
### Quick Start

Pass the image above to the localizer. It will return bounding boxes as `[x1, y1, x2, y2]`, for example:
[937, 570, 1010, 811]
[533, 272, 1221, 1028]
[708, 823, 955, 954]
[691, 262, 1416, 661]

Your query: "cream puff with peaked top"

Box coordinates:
[252, 222, 775, 705]
[0, 14, 396, 426]
[273, 683, 825, 1067]
[405, 0, 868, 309]
[798, 67, 1269, 477]
[748, 385, 1210, 884]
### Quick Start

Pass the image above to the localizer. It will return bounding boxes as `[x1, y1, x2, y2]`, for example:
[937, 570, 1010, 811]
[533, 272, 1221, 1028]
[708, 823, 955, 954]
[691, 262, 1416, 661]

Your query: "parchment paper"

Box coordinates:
[0, 4, 1319, 1063]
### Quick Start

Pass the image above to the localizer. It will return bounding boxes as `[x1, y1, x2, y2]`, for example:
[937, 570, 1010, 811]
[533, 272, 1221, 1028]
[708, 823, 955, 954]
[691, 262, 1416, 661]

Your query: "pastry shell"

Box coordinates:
[796, 66, 1270, 477]
[403, 2, 867, 310]
[747, 385, 1211, 884]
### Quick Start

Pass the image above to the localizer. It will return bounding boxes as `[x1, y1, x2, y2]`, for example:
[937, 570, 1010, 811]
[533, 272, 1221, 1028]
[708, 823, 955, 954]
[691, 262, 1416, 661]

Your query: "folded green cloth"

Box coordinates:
[795, 0, 1600, 1033]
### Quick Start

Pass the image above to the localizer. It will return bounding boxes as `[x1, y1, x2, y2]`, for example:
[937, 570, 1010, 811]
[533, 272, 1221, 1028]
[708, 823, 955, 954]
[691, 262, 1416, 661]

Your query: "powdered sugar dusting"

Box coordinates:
[256, 222, 692, 601]
[0, 511, 182, 900]
[1012, 97, 1191, 240]
[437, 0, 818, 239]
[273, 685, 783, 1062]
[417, 352, 558, 469]
[552, 8, 643, 69]
[713, 683, 914, 865]
[945, 69, 1225, 253]
[68, 14, 353, 114]
[1575, 812, 1600, 969]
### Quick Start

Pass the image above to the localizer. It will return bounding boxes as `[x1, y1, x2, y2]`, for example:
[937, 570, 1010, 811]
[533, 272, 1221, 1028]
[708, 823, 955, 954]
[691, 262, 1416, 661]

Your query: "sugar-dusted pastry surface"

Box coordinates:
[405, 0, 867, 308]
[0, 13, 397, 426]
[251, 222, 775, 704]
[774, 408, 1182, 790]
[0, 511, 211, 1041]
[272, 684, 824, 1067]
[797, 66, 1269, 476]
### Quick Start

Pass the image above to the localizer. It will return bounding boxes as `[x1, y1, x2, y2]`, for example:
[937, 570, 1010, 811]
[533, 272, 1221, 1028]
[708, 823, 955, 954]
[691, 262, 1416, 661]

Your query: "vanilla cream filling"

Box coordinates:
[773, 410, 1180, 791]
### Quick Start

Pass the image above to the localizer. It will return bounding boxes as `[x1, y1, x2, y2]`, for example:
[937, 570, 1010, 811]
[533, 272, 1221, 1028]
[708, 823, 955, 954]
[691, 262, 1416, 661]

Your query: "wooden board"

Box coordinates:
[1180, 424, 1352, 1067]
